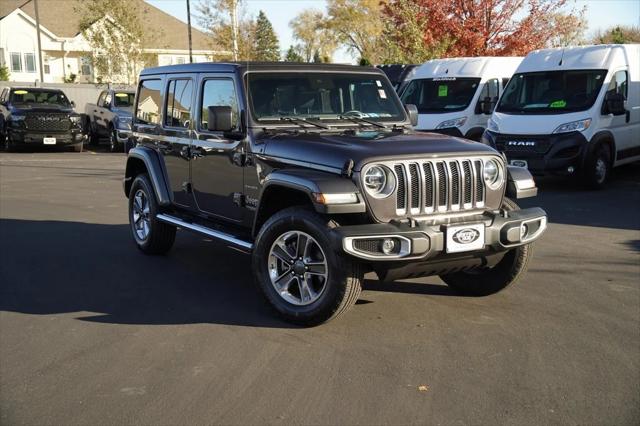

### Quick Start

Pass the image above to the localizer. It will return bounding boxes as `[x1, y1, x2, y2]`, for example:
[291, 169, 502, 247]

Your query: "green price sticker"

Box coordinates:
[438, 85, 448, 97]
[549, 100, 566, 108]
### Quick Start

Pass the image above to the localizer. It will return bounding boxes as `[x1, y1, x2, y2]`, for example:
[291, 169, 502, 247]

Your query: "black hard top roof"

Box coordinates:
[140, 61, 385, 77]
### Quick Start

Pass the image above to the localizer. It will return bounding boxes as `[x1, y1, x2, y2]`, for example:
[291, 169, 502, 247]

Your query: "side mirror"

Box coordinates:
[207, 105, 234, 132]
[404, 104, 418, 126]
[480, 96, 494, 115]
[605, 92, 625, 116]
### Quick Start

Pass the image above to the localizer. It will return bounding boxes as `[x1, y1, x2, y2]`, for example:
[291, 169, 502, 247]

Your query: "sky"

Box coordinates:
[147, 0, 640, 63]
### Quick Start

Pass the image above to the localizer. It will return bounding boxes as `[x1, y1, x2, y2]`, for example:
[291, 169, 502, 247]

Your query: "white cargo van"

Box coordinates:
[485, 44, 640, 188]
[399, 57, 523, 141]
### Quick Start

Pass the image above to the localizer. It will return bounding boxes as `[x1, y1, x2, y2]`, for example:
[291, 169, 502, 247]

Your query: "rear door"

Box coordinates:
[190, 73, 245, 222]
[159, 74, 196, 208]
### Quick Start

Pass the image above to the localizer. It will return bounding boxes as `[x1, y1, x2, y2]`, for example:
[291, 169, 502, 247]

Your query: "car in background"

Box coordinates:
[376, 64, 417, 92]
[400, 57, 522, 141]
[484, 44, 640, 188]
[0, 87, 85, 152]
[85, 89, 134, 152]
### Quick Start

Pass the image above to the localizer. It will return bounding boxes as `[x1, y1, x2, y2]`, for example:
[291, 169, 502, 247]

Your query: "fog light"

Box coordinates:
[381, 238, 396, 255]
[567, 166, 575, 174]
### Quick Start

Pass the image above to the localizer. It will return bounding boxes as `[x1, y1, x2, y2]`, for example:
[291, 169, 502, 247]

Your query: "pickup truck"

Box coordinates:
[85, 89, 134, 152]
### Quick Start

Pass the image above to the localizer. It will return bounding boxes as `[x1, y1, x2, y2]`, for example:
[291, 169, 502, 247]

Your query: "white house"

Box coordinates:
[0, 0, 222, 83]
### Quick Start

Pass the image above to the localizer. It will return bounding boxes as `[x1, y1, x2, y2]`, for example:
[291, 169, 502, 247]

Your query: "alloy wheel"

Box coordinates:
[132, 189, 151, 241]
[267, 231, 328, 306]
[595, 156, 607, 184]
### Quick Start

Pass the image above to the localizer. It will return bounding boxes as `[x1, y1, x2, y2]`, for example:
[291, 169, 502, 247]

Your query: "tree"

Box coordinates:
[592, 26, 640, 44]
[547, 9, 588, 47]
[0, 65, 9, 81]
[382, 0, 586, 58]
[290, 9, 337, 62]
[254, 11, 280, 61]
[196, 0, 256, 61]
[284, 45, 304, 62]
[76, 0, 150, 84]
[325, 0, 386, 64]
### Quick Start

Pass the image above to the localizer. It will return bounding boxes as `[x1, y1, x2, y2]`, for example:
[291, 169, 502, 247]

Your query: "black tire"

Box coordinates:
[72, 143, 83, 152]
[109, 128, 120, 153]
[128, 173, 176, 255]
[440, 198, 532, 296]
[252, 207, 363, 326]
[88, 122, 100, 145]
[583, 143, 611, 190]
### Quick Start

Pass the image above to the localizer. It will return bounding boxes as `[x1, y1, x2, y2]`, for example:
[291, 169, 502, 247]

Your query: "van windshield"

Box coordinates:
[247, 72, 405, 122]
[496, 70, 607, 114]
[399, 78, 481, 113]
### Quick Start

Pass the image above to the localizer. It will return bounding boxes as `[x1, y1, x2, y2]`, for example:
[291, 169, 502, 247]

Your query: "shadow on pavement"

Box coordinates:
[519, 162, 640, 231]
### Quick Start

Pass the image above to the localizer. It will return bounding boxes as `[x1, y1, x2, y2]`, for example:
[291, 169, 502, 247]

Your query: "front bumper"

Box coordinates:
[483, 130, 588, 176]
[334, 207, 547, 262]
[8, 128, 86, 146]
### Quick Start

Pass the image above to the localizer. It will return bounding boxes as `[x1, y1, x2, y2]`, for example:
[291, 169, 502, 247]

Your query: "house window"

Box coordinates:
[24, 53, 36, 73]
[80, 57, 91, 76]
[10, 52, 22, 72]
[43, 55, 50, 74]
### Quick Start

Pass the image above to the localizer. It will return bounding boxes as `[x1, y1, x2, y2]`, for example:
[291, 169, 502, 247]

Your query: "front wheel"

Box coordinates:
[128, 173, 176, 255]
[109, 129, 120, 153]
[583, 143, 611, 190]
[252, 207, 363, 326]
[439, 198, 532, 296]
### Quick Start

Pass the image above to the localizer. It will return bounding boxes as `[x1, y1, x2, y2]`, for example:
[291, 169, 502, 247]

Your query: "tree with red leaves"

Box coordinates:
[382, 0, 586, 62]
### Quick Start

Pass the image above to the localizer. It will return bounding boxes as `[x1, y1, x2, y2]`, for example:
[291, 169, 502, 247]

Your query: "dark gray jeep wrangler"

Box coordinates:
[124, 62, 547, 325]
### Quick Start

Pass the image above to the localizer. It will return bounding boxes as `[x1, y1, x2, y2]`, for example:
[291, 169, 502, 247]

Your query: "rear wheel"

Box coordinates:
[109, 128, 120, 153]
[252, 207, 363, 326]
[440, 198, 532, 296]
[128, 173, 176, 255]
[89, 122, 100, 145]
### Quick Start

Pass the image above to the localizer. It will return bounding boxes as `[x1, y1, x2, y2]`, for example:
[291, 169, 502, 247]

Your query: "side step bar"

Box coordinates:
[156, 214, 253, 251]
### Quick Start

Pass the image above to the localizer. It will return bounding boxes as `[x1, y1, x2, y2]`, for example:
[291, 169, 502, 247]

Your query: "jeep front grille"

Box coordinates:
[381, 158, 489, 218]
[25, 113, 71, 132]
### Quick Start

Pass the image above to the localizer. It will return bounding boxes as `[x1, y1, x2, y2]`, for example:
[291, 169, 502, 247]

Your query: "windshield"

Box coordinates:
[400, 78, 481, 113]
[114, 92, 135, 107]
[247, 72, 405, 122]
[10, 89, 71, 107]
[497, 70, 607, 114]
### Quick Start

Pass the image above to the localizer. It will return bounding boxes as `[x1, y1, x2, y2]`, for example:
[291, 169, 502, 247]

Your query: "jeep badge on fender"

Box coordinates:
[123, 62, 547, 326]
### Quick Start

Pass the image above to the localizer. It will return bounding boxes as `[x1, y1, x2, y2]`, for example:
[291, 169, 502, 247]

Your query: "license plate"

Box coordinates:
[510, 159, 528, 168]
[446, 223, 485, 253]
[43, 137, 56, 145]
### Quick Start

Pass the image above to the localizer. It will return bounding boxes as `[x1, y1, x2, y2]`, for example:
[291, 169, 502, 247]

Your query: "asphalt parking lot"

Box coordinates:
[1, 149, 639, 425]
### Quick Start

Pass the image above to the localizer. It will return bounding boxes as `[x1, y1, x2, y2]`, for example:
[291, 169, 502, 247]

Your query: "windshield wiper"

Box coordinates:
[338, 115, 387, 129]
[280, 116, 329, 129]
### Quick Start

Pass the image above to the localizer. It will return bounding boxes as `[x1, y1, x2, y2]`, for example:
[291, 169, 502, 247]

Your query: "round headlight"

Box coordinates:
[483, 158, 503, 188]
[363, 165, 395, 198]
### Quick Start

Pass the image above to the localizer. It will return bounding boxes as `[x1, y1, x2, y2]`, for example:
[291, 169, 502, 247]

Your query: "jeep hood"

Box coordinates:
[259, 130, 497, 171]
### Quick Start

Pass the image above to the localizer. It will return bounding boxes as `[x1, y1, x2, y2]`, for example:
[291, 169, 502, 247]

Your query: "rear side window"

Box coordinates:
[165, 79, 193, 129]
[135, 79, 162, 125]
[200, 79, 238, 130]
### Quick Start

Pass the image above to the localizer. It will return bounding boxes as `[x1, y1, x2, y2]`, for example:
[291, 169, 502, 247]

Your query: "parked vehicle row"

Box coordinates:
[123, 62, 547, 325]
[0, 87, 85, 152]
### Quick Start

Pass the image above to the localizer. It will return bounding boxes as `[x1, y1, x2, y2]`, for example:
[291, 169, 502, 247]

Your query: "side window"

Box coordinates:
[607, 71, 628, 100]
[165, 79, 193, 128]
[135, 79, 162, 125]
[502, 78, 510, 91]
[200, 79, 238, 131]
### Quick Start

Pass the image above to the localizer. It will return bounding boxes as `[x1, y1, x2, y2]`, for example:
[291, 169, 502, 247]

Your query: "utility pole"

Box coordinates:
[186, 0, 193, 63]
[34, 0, 44, 83]
[230, 0, 238, 61]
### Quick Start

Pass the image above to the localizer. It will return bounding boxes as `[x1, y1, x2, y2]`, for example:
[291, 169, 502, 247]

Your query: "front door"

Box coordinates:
[190, 74, 245, 222]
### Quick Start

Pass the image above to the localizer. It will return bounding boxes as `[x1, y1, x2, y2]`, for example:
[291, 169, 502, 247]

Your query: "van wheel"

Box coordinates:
[252, 207, 363, 326]
[128, 173, 176, 254]
[584, 144, 611, 190]
[440, 198, 532, 296]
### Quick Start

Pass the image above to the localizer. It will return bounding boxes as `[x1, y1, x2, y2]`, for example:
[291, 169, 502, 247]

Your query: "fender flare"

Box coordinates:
[464, 126, 486, 142]
[124, 146, 172, 205]
[585, 130, 616, 165]
[253, 169, 366, 235]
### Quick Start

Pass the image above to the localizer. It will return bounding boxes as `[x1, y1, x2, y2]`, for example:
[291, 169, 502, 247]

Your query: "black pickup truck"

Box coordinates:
[0, 87, 85, 152]
[85, 89, 135, 152]
[124, 62, 547, 325]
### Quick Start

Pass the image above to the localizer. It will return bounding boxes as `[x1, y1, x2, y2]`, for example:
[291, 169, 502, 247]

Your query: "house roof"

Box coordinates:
[0, 0, 214, 51]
